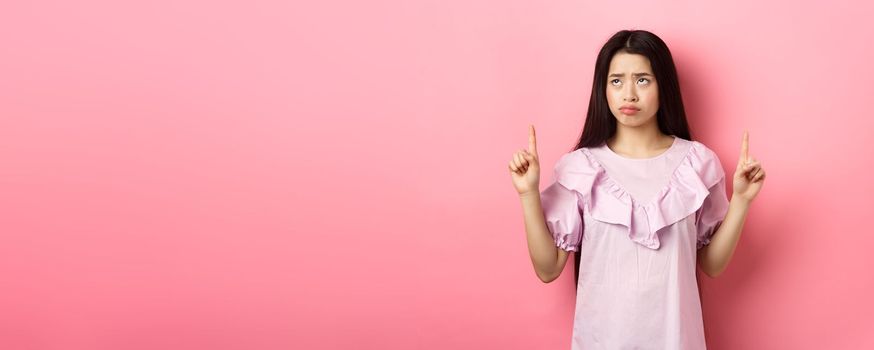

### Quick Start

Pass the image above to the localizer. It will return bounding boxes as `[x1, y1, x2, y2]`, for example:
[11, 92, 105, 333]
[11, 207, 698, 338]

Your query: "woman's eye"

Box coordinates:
[610, 78, 650, 86]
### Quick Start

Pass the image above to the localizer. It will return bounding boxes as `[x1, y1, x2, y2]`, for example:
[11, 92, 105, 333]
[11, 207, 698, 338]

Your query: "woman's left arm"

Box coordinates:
[698, 131, 766, 278]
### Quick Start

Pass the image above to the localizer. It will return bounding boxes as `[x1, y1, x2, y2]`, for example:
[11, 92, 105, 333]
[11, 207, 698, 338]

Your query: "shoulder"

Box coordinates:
[684, 139, 726, 186]
[551, 148, 602, 193]
[553, 147, 599, 173]
[688, 139, 720, 160]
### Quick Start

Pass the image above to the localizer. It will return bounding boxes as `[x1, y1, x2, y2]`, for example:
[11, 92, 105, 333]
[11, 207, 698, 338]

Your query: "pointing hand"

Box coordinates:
[509, 125, 541, 196]
[733, 130, 766, 202]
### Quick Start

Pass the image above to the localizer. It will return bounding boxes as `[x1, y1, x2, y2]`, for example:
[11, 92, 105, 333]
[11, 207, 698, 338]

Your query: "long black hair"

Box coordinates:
[571, 30, 694, 286]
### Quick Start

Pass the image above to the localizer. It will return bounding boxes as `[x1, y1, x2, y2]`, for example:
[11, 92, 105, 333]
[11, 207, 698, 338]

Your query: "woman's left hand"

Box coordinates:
[732, 131, 766, 202]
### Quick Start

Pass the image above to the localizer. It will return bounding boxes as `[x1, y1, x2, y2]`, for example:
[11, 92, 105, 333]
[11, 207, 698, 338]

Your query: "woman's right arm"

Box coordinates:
[509, 125, 570, 283]
[519, 192, 570, 283]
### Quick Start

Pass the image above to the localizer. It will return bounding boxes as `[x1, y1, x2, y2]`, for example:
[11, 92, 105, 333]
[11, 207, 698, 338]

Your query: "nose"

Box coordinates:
[624, 85, 638, 102]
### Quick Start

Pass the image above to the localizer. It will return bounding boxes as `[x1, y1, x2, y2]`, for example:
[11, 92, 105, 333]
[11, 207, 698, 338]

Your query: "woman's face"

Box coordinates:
[605, 52, 659, 127]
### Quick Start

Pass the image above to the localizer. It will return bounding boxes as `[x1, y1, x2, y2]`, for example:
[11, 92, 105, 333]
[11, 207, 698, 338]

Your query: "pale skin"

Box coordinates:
[509, 52, 765, 282]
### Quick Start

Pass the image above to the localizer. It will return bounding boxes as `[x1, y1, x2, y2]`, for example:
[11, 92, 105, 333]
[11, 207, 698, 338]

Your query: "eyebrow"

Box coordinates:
[608, 72, 653, 78]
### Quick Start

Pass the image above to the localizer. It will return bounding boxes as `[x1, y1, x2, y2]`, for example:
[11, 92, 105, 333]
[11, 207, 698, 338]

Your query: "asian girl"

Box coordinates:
[507, 29, 765, 349]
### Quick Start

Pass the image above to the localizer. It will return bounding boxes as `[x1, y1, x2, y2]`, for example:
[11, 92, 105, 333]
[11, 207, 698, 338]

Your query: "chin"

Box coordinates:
[616, 117, 652, 128]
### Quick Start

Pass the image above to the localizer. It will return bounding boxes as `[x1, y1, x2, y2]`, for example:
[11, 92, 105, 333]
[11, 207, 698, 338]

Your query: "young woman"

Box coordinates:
[508, 30, 765, 349]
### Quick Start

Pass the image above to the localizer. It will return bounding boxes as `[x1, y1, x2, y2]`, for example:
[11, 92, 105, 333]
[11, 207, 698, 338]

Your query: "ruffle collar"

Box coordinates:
[553, 138, 725, 250]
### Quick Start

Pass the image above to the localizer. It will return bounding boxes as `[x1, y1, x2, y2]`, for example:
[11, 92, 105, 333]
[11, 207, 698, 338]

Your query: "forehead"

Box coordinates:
[607, 52, 653, 74]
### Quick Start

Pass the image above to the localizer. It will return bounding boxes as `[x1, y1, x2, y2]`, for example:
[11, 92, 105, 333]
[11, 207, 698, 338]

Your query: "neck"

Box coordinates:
[608, 122, 672, 156]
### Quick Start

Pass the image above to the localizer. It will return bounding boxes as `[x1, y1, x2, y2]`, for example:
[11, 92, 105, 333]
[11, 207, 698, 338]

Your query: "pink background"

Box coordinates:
[1, 0, 872, 349]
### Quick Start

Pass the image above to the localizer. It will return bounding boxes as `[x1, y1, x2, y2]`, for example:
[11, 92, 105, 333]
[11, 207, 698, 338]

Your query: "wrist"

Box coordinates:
[519, 190, 540, 201]
[731, 193, 752, 206]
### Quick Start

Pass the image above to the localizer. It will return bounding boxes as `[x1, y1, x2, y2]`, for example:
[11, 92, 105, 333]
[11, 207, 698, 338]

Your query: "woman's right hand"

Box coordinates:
[509, 125, 541, 197]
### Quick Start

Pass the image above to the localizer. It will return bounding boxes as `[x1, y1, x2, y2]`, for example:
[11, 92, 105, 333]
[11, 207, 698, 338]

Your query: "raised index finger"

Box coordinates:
[528, 124, 537, 154]
[740, 130, 749, 163]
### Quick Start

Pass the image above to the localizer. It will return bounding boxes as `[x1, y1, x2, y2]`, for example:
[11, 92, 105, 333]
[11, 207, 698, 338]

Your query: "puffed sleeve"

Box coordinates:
[695, 166, 730, 250]
[540, 155, 585, 252]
